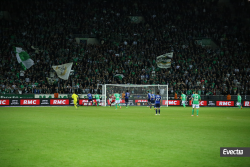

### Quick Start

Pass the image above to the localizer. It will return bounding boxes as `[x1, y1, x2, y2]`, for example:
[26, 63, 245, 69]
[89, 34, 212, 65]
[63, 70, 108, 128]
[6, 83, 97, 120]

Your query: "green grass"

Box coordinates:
[0, 106, 250, 167]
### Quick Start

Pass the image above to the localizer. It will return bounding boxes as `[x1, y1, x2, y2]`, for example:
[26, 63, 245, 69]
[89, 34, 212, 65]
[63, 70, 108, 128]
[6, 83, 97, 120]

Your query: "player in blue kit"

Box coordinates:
[150, 91, 155, 110]
[155, 92, 161, 115]
[147, 91, 151, 107]
[125, 90, 130, 108]
[87, 92, 93, 106]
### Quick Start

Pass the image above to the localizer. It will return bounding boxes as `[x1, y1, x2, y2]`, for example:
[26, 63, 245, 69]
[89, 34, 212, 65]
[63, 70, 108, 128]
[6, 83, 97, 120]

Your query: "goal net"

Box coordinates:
[101, 84, 168, 107]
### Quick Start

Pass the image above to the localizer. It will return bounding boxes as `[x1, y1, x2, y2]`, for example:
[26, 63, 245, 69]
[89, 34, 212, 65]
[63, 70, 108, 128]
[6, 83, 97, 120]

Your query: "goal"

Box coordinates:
[101, 84, 168, 107]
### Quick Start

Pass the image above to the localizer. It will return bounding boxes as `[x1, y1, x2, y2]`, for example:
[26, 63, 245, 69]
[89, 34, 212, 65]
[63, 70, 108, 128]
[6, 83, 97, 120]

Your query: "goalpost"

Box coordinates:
[101, 84, 168, 107]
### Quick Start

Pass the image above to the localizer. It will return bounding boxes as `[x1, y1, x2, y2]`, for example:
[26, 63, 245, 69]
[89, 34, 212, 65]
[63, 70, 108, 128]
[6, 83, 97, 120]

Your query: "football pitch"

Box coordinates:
[0, 106, 250, 167]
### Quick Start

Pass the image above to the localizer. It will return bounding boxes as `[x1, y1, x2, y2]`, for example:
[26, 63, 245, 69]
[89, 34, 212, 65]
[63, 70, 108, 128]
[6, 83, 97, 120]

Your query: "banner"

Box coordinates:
[135, 99, 148, 106]
[52, 62, 73, 80]
[0, 94, 34, 98]
[181, 100, 189, 106]
[162, 100, 180, 105]
[107, 99, 125, 105]
[156, 52, 173, 68]
[1, 99, 250, 107]
[10, 99, 19, 106]
[207, 101, 216, 106]
[244, 101, 250, 107]
[135, 100, 148, 103]
[50, 99, 69, 105]
[79, 99, 103, 106]
[216, 101, 234, 106]
[80, 99, 95, 106]
[0, 99, 9, 105]
[40, 99, 50, 105]
[20, 99, 40, 105]
[189, 100, 207, 106]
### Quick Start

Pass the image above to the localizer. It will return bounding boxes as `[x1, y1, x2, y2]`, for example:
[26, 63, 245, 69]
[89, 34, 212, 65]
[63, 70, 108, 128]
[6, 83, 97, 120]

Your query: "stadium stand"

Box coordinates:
[0, 0, 249, 96]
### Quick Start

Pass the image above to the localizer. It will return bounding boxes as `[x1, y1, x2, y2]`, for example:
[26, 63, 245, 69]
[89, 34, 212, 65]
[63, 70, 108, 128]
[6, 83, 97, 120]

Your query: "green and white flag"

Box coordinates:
[163, 52, 173, 58]
[15, 47, 34, 70]
[52, 62, 73, 80]
[114, 74, 124, 80]
[156, 52, 173, 68]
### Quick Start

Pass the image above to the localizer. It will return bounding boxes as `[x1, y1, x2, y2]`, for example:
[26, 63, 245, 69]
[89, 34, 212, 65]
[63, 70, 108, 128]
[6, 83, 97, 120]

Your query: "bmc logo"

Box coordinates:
[50, 99, 69, 105]
[189, 100, 207, 106]
[162, 100, 180, 105]
[216, 101, 234, 106]
[21, 100, 40, 105]
[0, 100, 9, 105]
[244, 101, 250, 107]
[135, 100, 148, 103]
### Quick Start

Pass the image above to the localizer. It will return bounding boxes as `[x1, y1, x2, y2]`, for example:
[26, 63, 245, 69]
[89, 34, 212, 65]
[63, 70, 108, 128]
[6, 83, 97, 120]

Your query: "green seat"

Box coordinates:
[39, 96, 42, 98]
[48, 96, 52, 98]
[63, 96, 67, 98]
[43, 95, 46, 98]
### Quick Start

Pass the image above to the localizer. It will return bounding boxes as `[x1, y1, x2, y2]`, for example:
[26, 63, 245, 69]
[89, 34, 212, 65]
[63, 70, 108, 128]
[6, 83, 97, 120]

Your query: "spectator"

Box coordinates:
[33, 86, 40, 94]
[174, 92, 177, 99]
[0, 0, 249, 97]
[54, 92, 59, 98]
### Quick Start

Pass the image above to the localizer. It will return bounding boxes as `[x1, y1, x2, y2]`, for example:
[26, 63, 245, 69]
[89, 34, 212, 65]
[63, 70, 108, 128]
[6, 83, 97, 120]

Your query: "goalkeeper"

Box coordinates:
[71, 92, 79, 109]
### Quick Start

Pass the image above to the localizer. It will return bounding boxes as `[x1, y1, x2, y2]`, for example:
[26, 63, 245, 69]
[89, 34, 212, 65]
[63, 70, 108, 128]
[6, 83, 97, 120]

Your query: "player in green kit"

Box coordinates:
[114, 93, 121, 110]
[237, 93, 242, 110]
[181, 92, 186, 108]
[95, 93, 100, 107]
[191, 92, 201, 117]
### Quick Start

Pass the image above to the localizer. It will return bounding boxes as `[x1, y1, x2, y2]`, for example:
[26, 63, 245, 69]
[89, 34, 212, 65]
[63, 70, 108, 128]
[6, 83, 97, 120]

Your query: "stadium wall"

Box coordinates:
[0, 99, 249, 107]
[0, 94, 34, 98]
[1, 94, 249, 101]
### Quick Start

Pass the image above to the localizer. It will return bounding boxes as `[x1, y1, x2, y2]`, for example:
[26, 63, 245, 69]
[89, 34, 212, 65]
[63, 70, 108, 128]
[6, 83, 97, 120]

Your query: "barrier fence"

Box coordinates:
[0, 99, 249, 107]
[1, 94, 250, 101]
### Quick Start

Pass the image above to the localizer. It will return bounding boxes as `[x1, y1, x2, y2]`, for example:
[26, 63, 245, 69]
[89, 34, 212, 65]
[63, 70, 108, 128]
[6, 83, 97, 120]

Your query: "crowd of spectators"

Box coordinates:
[0, 0, 250, 96]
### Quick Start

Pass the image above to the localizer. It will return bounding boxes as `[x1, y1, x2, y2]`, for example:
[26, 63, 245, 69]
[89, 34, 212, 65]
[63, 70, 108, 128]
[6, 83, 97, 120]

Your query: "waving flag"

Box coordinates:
[156, 52, 173, 68]
[52, 63, 73, 80]
[15, 47, 34, 70]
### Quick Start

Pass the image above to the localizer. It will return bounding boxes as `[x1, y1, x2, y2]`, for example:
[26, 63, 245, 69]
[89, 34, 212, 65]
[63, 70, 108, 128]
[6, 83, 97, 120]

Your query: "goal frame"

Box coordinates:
[102, 84, 168, 107]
